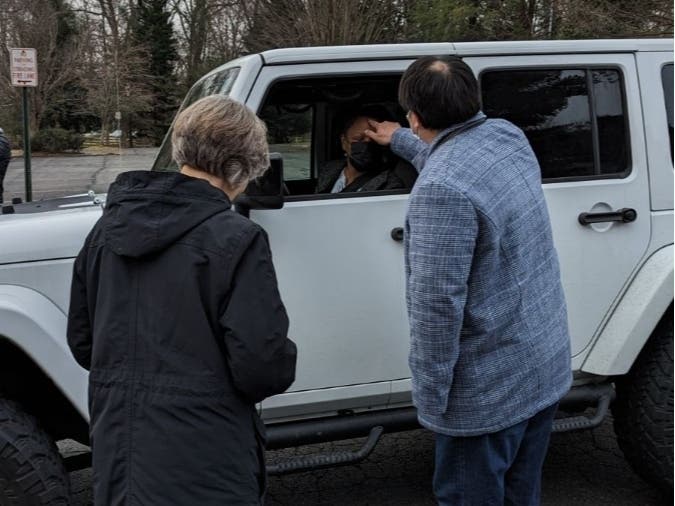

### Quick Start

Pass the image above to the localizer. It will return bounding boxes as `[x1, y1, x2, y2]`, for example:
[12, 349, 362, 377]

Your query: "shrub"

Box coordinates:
[31, 128, 84, 153]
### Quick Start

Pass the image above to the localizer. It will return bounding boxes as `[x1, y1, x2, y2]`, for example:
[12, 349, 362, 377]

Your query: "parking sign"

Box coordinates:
[10, 48, 38, 87]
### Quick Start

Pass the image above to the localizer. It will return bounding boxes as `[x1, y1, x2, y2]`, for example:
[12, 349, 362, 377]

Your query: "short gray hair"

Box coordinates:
[171, 95, 269, 186]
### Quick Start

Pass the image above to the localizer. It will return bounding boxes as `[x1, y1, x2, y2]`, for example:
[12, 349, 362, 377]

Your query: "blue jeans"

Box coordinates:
[433, 402, 558, 506]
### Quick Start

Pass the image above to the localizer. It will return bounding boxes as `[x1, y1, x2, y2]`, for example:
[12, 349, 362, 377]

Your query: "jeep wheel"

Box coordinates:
[0, 397, 71, 505]
[612, 309, 674, 492]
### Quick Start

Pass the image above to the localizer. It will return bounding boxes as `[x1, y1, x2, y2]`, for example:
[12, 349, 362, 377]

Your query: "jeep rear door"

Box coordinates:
[464, 51, 651, 368]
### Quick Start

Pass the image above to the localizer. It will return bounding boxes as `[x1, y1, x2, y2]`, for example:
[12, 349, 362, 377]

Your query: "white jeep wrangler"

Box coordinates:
[0, 39, 672, 504]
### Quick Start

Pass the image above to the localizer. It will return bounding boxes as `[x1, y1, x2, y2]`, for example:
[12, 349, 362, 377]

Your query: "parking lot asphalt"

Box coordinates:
[3, 148, 157, 202]
[10, 152, 667, 505]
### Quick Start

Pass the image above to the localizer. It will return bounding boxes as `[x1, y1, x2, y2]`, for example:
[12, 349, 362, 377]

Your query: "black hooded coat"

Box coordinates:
[67, 170, 297, 505]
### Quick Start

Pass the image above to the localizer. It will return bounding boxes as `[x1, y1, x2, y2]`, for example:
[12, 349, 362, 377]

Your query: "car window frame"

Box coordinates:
[253, 71, 413, 202]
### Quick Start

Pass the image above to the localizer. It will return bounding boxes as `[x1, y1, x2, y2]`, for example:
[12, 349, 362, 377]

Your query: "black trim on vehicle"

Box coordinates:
[261, 56, 435, 66]
[586, 70, 603, 175]
[265, 407, 418, 450]
[0, 256, 75, 267]
[262, 382, 617, 451]
[253, 71, 405, 117]
[284, 188, 410, 203]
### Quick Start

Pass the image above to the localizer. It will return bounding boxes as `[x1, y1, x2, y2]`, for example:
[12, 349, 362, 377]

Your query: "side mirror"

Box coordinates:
[234, 153, 284, 215]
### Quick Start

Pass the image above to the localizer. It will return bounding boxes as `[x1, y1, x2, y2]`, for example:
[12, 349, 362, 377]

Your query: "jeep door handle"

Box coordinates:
[391, 227, 404, 242]
[578, 208, 637, 226]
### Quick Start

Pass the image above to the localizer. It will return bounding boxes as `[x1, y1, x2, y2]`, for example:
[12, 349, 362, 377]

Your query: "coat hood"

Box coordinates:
[103, 171, 231, 258]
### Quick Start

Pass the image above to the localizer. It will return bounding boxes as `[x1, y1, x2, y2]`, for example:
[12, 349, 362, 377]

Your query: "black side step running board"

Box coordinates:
[552, 382, 615, 433]
[266, 426, 383, 476]
[264, 383, 616, 475]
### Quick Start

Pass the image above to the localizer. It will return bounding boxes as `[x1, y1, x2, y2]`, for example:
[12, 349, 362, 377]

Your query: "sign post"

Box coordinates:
[9, 48, 38, 202]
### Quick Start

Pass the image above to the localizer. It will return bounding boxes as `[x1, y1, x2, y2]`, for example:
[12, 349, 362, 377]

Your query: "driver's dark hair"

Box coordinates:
[398, 56, 480, 130]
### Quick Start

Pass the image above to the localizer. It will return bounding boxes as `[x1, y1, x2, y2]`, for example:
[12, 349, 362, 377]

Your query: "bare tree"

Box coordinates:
[171, 0, 250, 90]
[172, 0, 211, 86]
[76, 0, 154, 144]
[407, 0, 673, 42]
[555, 0, 673, 38]
[242, 0, 408, 53]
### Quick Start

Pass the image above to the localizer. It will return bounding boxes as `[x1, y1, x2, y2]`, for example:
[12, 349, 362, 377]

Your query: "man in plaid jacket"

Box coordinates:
[366, 56, 572, 505]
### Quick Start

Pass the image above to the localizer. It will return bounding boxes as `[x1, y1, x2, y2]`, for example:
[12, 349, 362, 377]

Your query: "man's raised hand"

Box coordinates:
[364, 119, 401, 146]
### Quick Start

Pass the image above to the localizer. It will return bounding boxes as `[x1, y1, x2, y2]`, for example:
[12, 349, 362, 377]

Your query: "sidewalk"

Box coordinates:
[3, 148, 159, 202]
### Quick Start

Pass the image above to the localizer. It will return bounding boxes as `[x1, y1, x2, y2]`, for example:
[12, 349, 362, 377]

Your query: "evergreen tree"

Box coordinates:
[134, 0, 178, 143]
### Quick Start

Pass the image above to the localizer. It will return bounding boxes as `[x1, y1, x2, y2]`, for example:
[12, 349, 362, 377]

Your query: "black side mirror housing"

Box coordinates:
[234, 153, 284, 215]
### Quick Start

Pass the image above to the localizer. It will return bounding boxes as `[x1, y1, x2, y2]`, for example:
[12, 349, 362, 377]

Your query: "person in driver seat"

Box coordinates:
[316, 105, 415, 194]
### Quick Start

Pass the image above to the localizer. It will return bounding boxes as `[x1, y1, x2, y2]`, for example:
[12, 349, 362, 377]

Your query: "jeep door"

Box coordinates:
[246, 61, 422, 420]
[464, 50, 651, 367]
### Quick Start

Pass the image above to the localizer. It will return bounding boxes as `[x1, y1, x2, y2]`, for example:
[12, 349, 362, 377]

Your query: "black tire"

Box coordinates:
[613, 308, 674, 493]
[0, 397, 71, 505]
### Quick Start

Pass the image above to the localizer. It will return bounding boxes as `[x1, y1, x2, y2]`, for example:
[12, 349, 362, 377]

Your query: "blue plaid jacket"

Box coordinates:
[392, 112, 572, 436]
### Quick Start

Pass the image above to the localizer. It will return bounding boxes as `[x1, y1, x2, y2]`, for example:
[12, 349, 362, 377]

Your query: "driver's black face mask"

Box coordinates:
[349, 142, 383, 173]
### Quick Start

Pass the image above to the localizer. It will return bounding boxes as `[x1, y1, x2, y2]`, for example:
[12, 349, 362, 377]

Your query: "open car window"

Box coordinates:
[257, 75, 417, 199]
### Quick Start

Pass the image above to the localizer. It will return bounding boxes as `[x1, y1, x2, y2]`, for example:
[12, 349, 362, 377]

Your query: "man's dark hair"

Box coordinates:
[398, 56, 480, 130]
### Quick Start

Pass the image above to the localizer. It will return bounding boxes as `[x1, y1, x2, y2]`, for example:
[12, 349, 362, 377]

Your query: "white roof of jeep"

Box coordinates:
[260, 39, 672, 65]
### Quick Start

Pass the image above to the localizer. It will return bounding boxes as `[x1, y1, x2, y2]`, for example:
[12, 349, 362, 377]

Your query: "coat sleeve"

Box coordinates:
[67, 243, 93, 370]
[406, 182, 478, 418]
[219, 228, 297, 404]
[391, 128, 429, 172]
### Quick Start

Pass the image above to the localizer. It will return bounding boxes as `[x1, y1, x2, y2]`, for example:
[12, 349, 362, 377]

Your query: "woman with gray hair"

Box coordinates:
[67, 95, 297, 505]
[172, 95, 270, 194]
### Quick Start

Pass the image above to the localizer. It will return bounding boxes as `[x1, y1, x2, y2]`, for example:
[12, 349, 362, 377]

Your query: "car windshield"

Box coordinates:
[152, 66, 240, 172]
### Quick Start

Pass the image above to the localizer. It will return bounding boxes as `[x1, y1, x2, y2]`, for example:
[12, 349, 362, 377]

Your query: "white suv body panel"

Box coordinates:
[466, 53, 652, 360]
[0, 284, 88, 418]
[636, 51, 673, 212]
[582, 245, 673, 374]
[248, 60, 419, 419]
[250, 194, 411, 419]
[0, 205, 101, 265]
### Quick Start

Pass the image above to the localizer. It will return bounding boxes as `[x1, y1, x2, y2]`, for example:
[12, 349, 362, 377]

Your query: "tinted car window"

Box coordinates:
[481, 68, 628, 181]
[593, 69, 628, 174]
[662, 63, 674, 162]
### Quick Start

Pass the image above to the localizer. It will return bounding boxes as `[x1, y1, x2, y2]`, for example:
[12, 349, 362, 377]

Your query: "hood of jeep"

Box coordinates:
[0, 199, 103, 264]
